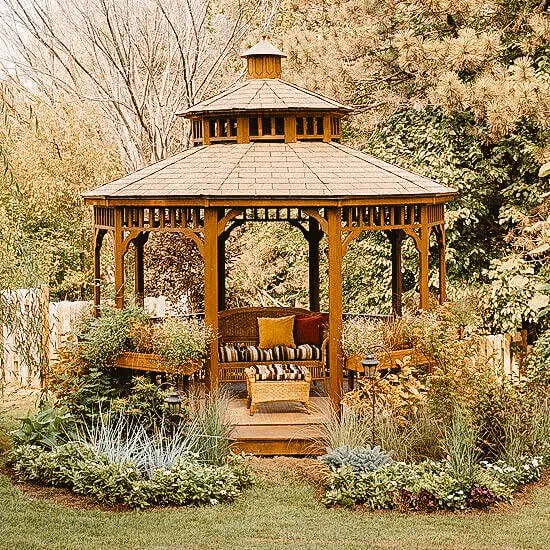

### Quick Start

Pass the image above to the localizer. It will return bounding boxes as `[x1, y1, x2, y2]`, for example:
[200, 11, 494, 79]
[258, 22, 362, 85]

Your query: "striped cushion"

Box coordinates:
[272, 344, 321, 361]
[245, 364, 310, 381]
[218, 344, 247, 362]
[244, 345, 273, 362]
[219, 343, 321, 363]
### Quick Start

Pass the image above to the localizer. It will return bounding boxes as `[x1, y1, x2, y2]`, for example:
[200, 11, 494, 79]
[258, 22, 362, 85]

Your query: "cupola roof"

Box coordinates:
[181, 37, 351, 116]
[241, 36, 286, 58]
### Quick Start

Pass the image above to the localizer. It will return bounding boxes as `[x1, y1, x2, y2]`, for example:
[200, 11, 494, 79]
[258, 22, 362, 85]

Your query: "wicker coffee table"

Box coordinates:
[244, 365, 312, 416]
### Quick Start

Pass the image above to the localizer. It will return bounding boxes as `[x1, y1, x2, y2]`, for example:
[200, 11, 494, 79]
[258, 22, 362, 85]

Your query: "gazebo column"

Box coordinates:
[308, 218, 322, 312]
[203, 207, 220, 389]
[418, 228, 430, 311]
[436, 225, 447, 304]
[114, 208, 125, 309]
[133, 232, 149, 308]
[327, 207, 344, 409]
[389, 229, 405, 316]
[218, 229, 226, 311]
[93, 228, 106, 317]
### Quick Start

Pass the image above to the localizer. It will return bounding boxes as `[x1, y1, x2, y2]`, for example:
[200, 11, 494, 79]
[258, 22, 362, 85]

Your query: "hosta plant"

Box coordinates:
[320, 445, 392, 474]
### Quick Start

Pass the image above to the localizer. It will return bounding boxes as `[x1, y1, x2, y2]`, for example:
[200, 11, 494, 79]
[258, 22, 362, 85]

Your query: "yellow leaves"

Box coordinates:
[509, 274, 529, 289]
[527, 292, 550, 312]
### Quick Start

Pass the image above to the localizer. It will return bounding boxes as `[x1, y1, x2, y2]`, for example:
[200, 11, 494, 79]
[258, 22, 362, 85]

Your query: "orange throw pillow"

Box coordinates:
[257, 315, 296, 349]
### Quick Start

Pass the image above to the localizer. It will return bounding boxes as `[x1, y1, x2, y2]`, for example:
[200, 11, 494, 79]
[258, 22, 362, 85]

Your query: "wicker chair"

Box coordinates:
[217, 307, 328, 386]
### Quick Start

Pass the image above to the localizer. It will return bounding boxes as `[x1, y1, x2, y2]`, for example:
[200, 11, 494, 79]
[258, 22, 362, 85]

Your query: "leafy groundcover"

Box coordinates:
[323, 455, 544, 511]
[10, 442, 252, 509]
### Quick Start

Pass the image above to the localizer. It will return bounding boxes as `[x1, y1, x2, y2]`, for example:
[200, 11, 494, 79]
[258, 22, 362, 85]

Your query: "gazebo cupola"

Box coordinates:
[184, 37, 351, 146]
[242, 35, 286, 78]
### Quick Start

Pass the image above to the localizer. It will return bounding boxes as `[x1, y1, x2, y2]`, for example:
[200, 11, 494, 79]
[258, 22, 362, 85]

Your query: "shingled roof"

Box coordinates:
[83, 142, 454, 200]
[182, 79, 351, 116]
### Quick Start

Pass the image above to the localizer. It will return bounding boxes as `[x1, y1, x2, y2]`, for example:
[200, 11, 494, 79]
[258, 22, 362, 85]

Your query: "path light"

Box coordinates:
[165, 390, 183, 416]
[362, 352, 381, 446]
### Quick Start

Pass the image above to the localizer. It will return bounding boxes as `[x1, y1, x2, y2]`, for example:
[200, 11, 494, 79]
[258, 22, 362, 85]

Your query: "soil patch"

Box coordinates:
[3, 467, 129, 511]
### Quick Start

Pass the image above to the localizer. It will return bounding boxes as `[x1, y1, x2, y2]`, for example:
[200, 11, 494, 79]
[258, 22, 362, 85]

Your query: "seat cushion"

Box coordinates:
[246, 364, 310, 381]
[219, 343, 321, 363]
[271, 344, 321, 361]
[218, 344, 246, 362]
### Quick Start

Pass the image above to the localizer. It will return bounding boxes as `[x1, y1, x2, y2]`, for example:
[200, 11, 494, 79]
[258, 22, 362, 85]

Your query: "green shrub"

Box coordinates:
[444, 407, 480, 487]
[56, 367, 121, 421]
[480, 456, 543, 489]
[70, 307, 148, 369]
[147, 459, 253, 506]
[188, 389, 234, 466]
[153, 318, 213, 366]
[526, 330, 550, 386]
[323, 457, 525, 511]
[375, 406, 445, 462]
[319, 407, 372, 451]
[474, 381, 549, 462]
[10, 442, 252, 509]
[12, 404, 75, 450]
[320, 445, 392, 474]
[77, 412, 213, 477]
[342, 316, 410, 357]
[10, 442, 97, 485]
[110, 376, 172, 429]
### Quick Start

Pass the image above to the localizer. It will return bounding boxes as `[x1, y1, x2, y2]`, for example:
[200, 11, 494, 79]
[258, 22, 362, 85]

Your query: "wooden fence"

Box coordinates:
[1, 289, 526, 388]
[1, 290, 168, 388]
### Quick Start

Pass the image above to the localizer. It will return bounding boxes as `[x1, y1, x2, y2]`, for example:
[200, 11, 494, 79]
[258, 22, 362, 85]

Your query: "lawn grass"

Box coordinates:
[1, 393, 548, 550]
[0, 465, 549, 550]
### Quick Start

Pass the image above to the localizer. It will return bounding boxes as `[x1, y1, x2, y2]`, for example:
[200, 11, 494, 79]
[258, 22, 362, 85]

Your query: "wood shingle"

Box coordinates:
[84, 142, 455, 200]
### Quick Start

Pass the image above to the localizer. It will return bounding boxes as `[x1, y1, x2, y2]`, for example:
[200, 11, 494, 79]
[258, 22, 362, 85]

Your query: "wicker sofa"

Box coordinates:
[217, 307, 327, 386]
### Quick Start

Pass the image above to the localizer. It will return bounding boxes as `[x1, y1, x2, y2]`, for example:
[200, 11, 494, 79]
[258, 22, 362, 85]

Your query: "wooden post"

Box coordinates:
[203, 118, 211, 145]
[93, 228, 106, 317]
[114, 208, 125, 309]
[390, 229, 404, 316]
[237, 116, 249, 144]
[134, 232, 148, 308]
[418, 208, 430, 310]
[308, 217, 321, 312]
[284, 116, 297, 143]
[327, 207, 344, 409]
[203, 207, 220, 389]
[437, 225, 447, 305]
[323, 115, 331, 142]
[218, 231, 226, 311]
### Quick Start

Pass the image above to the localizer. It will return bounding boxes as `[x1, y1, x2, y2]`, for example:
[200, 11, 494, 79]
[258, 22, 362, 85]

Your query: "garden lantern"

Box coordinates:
[362, 352, 381, 446]
[165, 390, 183, 416]
[361, 354, 380, 379]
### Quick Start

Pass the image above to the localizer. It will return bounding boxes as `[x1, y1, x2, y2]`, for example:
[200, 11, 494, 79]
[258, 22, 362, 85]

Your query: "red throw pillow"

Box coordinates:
[294, 314, 326, 346]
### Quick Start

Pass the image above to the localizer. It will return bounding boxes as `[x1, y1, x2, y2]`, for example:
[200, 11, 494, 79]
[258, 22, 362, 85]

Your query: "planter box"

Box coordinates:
[113, 351, 203, 376]
[345, 348, 431, 373]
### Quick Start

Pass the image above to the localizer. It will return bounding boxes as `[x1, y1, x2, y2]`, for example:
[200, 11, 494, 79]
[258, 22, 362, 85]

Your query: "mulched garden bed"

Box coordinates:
[3, 460, 548, 515]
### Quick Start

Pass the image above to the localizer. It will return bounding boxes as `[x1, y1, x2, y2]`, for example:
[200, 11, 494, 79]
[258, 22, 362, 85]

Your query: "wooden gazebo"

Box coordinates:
[84, 37, 456, 408]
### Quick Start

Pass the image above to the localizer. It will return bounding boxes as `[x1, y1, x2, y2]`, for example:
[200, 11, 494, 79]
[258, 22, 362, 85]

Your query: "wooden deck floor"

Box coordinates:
[228, 396, 330, 456]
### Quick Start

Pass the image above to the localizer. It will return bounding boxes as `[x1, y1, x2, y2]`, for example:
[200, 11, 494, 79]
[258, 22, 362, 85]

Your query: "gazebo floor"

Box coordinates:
[227, 396, 330, 456]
